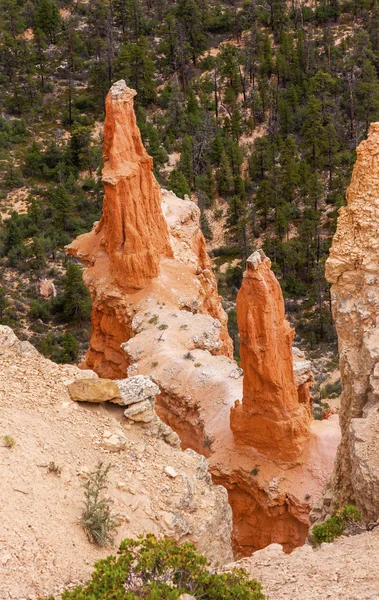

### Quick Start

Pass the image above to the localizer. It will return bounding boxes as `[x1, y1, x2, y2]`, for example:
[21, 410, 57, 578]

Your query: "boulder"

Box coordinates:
[116, 375, 160, 406]
[124, 399, 155, 423]
[68, 378, 121, 403]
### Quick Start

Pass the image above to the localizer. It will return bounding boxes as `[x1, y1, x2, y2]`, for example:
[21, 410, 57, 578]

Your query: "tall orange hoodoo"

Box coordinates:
[230, 250, 311, 461]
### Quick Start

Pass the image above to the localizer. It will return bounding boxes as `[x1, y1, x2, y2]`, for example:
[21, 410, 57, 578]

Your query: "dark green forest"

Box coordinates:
[0, 0, 377, 364]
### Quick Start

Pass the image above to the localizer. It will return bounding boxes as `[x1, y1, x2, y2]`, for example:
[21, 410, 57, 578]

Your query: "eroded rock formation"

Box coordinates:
[95, 80, 172, 291]
[325, 122, 379, 521]
[230, 250, 312, 461]
[68, 82, 340, 556]
[67, 81, 232, 377]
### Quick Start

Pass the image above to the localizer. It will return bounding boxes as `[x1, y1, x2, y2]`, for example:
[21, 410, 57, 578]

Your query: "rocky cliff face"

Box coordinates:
[230, 251, 311, 461]
[68, 82, 340, 556]
[325, 122, 379, 520]
[67, 81, 232, 377]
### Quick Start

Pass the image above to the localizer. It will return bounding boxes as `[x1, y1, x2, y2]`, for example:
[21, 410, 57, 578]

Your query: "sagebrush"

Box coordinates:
[81, 462, 119, 547]
[45, 534, 265, 599]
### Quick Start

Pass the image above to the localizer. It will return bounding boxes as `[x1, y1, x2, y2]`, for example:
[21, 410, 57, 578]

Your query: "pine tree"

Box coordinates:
[62, 264, 91, 323]
[50, 185, 73, 231]
[301, 95, 325, 169]
[115, 37, 156, 105]
[169, 169, 191, 198]
[30, 237, 46, 270]
[62, 331, 79, 362]
[279, 136, 300, 202]
[178, 136, 194, 187]
[34, 0, 62, 43]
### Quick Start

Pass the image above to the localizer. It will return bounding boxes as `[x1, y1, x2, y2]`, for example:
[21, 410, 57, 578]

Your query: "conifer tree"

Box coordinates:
[62, 264, 91, 323]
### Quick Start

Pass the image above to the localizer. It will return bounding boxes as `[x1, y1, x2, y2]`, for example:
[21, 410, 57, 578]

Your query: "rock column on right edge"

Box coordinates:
[230, 250, 311, 462]
[325, 122, 379, 520]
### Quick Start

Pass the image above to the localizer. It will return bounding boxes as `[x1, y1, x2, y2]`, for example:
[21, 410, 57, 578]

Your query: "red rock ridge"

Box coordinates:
[230, 251, 312, 461]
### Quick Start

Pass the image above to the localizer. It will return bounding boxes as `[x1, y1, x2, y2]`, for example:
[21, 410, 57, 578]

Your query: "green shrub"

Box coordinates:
[81, 462, 119, 548]
[312, 504, 361, 545]
[321, 379, 342, 399]
[30, 299, 51, 323]
[46, 534, 265, 599]
[3, 435, 16, 448]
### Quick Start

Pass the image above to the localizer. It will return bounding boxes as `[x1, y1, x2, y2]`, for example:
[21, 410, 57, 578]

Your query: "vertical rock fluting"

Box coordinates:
[96, 80, 173, 291]
[67, 81, 232, 377]
[325, 123, 379, 520]
[230, 251, 312, 461]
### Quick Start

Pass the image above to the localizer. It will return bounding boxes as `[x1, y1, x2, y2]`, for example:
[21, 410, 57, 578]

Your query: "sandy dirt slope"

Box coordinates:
[0, 326, 232, 599]
[230, 529, 379, 600]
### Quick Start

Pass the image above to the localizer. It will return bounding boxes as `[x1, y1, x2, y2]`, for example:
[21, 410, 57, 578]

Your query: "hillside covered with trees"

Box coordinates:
[0, 0, 377, 364]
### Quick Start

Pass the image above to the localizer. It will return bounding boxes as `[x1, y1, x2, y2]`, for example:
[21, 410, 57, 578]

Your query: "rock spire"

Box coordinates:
[230, 250, 311, 460]
[66, 82, 232, 377]
[71, 80, 173, 292]
[325, 122, 379, 519]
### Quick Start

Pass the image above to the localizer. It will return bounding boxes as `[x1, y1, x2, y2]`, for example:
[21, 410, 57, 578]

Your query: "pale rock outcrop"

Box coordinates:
[0, 325, 233, 598]
[230, 251, 312, 461]
[39, 278, 57, 298]
[228, 527, 379, 600]
[68, 374, 179, 442]
[325, 122, 379, 520]
[116, 374, 160, 406]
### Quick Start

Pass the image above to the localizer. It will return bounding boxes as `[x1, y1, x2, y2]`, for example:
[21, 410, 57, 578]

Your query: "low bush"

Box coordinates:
[321, 379, 342, 399]
[311, 504, 361, 545]
[81, 462, 119, 547]
[3, 435, 16, 448]
[45, 534, 265, 599]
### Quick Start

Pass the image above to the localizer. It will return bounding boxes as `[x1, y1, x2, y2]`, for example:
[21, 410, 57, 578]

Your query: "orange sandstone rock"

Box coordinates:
[66, 82, 232, 377]
[98, 81, 173, 291]
[230, 250, 311, 461]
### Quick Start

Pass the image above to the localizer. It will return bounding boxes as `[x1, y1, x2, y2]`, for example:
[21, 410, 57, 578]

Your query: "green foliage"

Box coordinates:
[46, 534, 265, 599]
[30, 299, 51, 322]
[3, 435, 16, 448]
[0, 117, 28, 148]
[0, 286, 9, 320]
[312, 505, 361, 545]
[321, 379, 342, 399]
[116, 37, 156, 105]
[60, 264, 91, 324]
[34, 0, 62, 43]
[169, 169, 191, 198]
[81, 462, 119, 548]
[36, 330, 80, 363]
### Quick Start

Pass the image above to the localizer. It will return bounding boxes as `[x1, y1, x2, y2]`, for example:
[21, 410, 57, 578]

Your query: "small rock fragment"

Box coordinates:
[164, 466, 178, 478]
[124, 399, 155, 422]
[101, 431, 127, 451]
